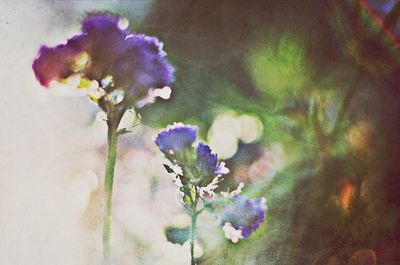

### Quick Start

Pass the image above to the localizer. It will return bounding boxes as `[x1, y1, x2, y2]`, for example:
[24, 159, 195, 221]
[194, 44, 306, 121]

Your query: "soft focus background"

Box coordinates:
[1, 1, 400, 265]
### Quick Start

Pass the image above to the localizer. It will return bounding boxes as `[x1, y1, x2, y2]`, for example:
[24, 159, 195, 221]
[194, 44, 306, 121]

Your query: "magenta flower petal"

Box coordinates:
[32, 43, 82, 87]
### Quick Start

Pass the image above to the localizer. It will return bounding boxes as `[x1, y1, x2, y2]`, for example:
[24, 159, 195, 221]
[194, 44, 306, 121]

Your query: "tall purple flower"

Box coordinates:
[155, 122, 231, 199]
[31, 13, 175, 265]
[32, 12, 175, 109]
[155, 123, 229, 181]
[220, 195, 267, 243]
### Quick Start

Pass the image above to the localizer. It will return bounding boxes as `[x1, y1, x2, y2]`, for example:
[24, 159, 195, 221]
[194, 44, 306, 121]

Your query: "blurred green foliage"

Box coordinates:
[35, 1, 400, 264]
[248, 36, 310, 100]
[131, 0, 400, 264]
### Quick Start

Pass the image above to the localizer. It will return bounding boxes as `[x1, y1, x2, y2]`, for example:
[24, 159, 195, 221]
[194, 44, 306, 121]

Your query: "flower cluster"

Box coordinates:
[155, 123, 267, 243]
[32, 12, 174, 112]
[155, 122, 229, 199]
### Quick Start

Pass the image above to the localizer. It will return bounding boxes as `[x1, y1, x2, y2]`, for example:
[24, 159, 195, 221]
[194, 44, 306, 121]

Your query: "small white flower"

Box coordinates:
[222, 222, 243, 243]
[230, 182, 244, 196]
[136, 86, 171, 108]
[199, 176, 223, 198]
[153, 86, 171, 99]
[86, 80, 105, 99]
[221, 182, 245, 198]
[101, 75, 114, 88]
[215, 161, 230, 176]
[108, 89, 125, 104]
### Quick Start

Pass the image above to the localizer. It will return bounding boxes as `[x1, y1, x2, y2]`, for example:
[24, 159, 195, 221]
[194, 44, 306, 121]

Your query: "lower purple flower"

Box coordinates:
[220, 195, 267, 242]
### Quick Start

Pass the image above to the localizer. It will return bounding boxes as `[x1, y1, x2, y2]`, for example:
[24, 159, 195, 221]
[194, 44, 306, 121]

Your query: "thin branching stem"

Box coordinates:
[330, 70, 362, 140]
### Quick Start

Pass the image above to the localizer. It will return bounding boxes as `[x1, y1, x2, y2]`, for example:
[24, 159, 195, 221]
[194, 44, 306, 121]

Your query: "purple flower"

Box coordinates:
[32, 12, 174, 107]
[113, 35, 175, 100]
[196, 142, 229, 177]
[155, 123, 197, 155]
[220, 195, 267, 242]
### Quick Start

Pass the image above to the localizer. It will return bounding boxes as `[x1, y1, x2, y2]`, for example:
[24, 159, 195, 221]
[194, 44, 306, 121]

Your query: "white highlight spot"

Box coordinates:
[118, 17, 129, 30]
[86, 80, 105, 99]
[238, 114, 263, 143]
[101, 75, 114, 88]
[108, 89, 125, 105]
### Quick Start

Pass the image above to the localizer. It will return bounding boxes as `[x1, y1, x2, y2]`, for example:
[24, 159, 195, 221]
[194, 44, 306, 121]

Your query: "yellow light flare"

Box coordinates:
[348, 249, 377, 265]
[339, 181, 355, 213]
[348, 120, 372, 151]
[71, 52, 91, 73]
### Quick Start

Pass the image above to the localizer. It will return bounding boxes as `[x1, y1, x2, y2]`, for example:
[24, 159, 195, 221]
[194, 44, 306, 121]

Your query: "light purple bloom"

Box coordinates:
[155, 123, 197, 155]
[196, 142, 229, 177]
[196, 143, 217, 175]
[220, 195, 267, 241]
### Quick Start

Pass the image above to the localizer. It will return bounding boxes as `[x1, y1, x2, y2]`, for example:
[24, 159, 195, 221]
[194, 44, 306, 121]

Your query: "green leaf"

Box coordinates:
[164, 226, 190, 245]
[163, 164, 175, 174]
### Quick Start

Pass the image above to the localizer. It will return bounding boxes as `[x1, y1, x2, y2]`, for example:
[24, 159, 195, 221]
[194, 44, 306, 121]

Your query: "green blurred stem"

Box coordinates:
[330, 71, 362, 140]
[311, 102, 328, 152]
[103, 121, 119, 265]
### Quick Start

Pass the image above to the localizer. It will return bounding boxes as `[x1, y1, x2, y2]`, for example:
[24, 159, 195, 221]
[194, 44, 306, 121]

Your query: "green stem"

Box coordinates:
[190, 209, 197, 265]
[103, 122, 119, 265]
[190, 187, 199, 265]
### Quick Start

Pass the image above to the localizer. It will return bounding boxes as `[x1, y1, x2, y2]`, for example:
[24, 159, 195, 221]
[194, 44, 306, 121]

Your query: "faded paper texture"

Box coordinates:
[1, 1, 399, 265]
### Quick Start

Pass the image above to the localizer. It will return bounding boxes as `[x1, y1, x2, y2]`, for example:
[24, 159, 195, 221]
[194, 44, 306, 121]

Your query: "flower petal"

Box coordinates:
[155, 123, 197, 155]
[81, 12, 127, 41]
[113, 35, 175, 98]
[32, 42, 83, 87]
[196, 143, 218, 176]
[215, 161, 230, 176]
